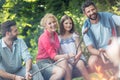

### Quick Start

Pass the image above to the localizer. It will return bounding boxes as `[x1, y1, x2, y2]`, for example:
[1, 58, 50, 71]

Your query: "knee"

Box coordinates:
[59, 59, 68, 68]
[60, 68, 66, 76]
[88, 55, 98, 69]
[53, 67, 65, 78]
[77, 60, 85, 70]
[57, 67, 65, 76]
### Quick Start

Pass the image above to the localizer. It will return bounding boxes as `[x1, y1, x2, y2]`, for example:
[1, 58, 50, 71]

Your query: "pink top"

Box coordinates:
[36, 30, 60, 60]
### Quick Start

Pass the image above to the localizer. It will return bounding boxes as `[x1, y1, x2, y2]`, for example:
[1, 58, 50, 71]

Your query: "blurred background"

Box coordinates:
[0, 0, 120, 61]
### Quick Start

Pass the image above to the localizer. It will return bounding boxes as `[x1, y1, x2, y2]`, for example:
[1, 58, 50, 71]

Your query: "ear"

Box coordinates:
[6, 31, 10, 36]
[83, 11, 87, 16]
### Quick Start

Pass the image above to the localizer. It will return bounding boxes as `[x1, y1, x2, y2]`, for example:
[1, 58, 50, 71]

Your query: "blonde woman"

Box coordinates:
[36, 13, 73, 80]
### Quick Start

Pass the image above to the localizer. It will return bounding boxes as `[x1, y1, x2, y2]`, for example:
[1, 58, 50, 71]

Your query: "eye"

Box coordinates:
[86, 10, 90, 13]
[53, 21, 56, 23]
[64, 22, 68, 24]
[48, 22, 51, 25]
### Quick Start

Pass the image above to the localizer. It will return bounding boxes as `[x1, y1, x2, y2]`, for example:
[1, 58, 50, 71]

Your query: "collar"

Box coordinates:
[45, 30, 55, 38]
[1, 38, 17, 48]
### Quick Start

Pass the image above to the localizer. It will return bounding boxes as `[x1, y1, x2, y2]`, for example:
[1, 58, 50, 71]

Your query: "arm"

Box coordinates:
[87, 45, 100, 55]
[73, 34, 82, 64]
[88, 44, 110, 64]
[54, 54, 70, 61]
[0, 70, 16, 79]
[25, 59, 32, 72]
[0, 52, 16, 79]
[20, 39, 32, 79]
[25, 59, 32, 80]
[41, 36, 74, 61]
[40, 36, 57, 60]
[74, 35, 82, 58]
[112, 15, 120, 26]
[0, 70, 24, 80]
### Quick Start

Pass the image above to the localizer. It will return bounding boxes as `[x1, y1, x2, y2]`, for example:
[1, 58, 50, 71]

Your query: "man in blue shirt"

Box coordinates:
[81, 1, 120, 72]
[0, 20, 44, 80]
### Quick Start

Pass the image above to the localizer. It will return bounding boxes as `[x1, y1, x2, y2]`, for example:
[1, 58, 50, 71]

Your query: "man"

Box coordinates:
[81, 1, 120, 72]
[0, 20, 44, 80]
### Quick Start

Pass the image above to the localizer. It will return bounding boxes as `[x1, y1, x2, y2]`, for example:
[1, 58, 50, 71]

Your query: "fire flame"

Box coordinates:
[90, 64, 117, 80]
[91, 65, 107, 80]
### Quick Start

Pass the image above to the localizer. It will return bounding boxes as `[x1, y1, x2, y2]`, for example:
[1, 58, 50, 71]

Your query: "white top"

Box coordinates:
[59, 33, 86, 61]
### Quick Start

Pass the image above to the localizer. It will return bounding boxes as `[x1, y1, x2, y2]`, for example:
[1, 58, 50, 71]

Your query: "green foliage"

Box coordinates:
[0, 0, 120, 61]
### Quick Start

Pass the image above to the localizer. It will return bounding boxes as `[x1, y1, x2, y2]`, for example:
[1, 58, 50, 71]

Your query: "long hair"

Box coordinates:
[60, 15, 74, 35]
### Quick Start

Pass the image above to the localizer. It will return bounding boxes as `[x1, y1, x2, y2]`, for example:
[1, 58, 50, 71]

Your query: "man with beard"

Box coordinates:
[0, 20, 44, 80]
[81, 1, 120, 73]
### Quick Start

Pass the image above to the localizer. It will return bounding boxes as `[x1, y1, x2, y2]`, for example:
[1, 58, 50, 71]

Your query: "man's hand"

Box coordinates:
[99, 48, 110, 64]
[25, 72, 32, 80]
[14, 75, 25, 80]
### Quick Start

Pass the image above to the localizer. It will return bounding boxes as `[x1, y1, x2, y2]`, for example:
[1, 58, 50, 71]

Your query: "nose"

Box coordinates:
[90, 11, 94, 15]
[51, 22, 56, 26]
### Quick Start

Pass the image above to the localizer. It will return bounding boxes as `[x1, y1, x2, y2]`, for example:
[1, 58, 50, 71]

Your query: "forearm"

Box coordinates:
[26, 59, 32, 72]
[54, 54, 68, 61]
[76, 52, 81, 58]
[89, 49, 99, 55]
[0, 70, 16, 79]
[87, 45, 99, 55]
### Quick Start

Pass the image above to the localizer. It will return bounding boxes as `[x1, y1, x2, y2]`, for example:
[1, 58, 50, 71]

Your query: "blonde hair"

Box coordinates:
[40, 13, 59, 28]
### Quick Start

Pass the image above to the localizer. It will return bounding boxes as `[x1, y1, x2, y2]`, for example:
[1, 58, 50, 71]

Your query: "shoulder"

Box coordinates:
[99, 12, 113, 18]
[72, 32, 79, 40]
[82, 19, 90, 34]
[38, 32, 51, 44]
[99, 12, 113, 15]
[16, 38, 24, 42]
[38, 32, 46, 41]
[15, 38, 26, 44]
[73, 32, 79, 37]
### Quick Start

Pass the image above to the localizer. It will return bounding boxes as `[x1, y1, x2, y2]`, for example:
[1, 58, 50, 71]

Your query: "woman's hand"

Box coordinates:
[73, 53, 80, 64]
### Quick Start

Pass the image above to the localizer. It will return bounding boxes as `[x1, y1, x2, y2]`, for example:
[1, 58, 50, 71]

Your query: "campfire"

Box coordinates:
[90, 65, 115, 80]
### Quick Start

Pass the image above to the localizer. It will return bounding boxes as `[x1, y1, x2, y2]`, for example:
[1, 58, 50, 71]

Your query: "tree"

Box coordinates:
[0, 0, 120, 60]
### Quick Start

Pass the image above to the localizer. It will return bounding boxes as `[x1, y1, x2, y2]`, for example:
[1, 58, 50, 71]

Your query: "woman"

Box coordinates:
[36, 13, 73, 80]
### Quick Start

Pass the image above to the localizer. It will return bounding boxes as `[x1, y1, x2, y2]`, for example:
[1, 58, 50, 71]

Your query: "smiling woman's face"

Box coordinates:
[45, 17, 57, 33]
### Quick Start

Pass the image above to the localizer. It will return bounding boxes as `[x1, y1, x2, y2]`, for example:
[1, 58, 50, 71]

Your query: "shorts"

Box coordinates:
[37, 59, 55, 80]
